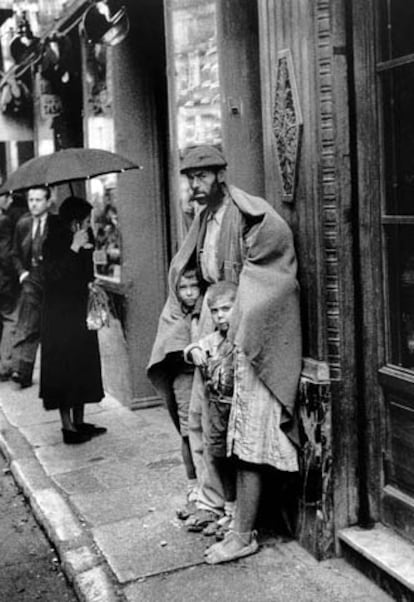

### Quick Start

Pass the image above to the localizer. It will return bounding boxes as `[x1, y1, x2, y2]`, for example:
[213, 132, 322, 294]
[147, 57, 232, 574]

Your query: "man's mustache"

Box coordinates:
[190, 192, 206, 201]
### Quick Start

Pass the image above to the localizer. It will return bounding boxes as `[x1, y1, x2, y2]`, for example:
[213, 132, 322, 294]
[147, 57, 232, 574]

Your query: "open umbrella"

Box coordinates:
[0, 147, 141, 194]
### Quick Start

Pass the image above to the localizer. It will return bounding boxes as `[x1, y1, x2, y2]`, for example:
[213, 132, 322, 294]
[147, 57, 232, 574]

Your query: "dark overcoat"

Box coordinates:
[0, 212, 18, 311]
[148, 185, 302, 442]
[39, 219, 104, 410]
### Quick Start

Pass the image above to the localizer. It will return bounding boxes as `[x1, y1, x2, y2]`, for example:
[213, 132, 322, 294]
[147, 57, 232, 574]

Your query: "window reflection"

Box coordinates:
[171, 0, 222, 149]
[387, 225, 414, 369]
[168, 0, 223, 239]
[90, 176, 121, 281]
[381, 0, 414, 61]
[84, 37, 121, 283]
[382, 65, 414, 215]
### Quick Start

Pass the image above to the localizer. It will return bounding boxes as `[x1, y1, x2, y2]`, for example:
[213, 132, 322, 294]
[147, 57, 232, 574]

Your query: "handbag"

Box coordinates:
[86, 282, 110, 330]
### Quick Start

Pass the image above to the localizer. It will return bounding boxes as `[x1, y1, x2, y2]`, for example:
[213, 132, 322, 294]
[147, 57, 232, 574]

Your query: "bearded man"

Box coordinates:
[148, 145, 301, 563]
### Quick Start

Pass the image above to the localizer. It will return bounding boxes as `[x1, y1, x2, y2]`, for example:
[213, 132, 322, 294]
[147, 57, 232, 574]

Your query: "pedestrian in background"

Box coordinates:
[11, 186, 53, 388]
[40, 196, 106, 444]
[0, 194, 19, 380]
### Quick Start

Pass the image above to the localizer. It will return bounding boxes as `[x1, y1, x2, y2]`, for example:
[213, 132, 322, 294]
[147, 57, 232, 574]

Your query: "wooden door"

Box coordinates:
[353, 0, 414, 541]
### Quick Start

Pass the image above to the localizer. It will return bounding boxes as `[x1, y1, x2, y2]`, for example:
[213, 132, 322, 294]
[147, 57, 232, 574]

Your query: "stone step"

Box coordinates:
[339, 523, 414, 601]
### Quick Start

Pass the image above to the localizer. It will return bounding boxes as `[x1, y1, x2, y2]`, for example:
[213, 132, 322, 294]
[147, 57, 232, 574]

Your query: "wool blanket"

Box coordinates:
[147, 185, 302, 439]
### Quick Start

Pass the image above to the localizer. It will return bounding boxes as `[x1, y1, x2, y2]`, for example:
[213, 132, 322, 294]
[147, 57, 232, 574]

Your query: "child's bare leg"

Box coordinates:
[205, 461, 261, 564]
[232, 462, 261, 532]
[214, 456, 236, 503]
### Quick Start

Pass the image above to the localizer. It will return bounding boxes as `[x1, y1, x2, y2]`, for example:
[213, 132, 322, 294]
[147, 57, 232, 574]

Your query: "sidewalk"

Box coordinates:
[0, 376, 392, 602]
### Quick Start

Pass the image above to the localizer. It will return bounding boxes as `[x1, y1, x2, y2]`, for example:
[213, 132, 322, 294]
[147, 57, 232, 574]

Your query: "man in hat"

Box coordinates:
[148, 145, 301, 563]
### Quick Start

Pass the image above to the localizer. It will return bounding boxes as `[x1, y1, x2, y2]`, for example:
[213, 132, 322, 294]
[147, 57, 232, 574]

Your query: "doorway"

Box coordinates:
[353, 0, 414, 541]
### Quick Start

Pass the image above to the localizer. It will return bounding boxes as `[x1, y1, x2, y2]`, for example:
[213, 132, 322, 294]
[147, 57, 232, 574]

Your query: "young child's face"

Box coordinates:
[177, 274, 201, 309]
[209, 293, 235, 334]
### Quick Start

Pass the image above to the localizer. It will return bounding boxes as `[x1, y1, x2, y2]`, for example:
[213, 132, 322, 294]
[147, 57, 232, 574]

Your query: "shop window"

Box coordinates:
[380, 3, 414, 369]
[385, 225, 414, 368]
[166, 0, 223, 239]
[90, 174, 121, 282]
[380, 0, 414, 61]
[83, 40, 122, 284]
[170, 0, 221, 150]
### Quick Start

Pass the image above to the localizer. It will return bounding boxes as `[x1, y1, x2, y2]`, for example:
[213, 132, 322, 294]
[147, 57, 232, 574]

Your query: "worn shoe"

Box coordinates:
[62, 429, 92, 444]
[202, 519, 221, 536]
[214, 513, 235, 540]
[204, 530, 259, 564]
[176, 499, 198, 520]
[186, 509, 220, 532]
[202, 512, 235, 538]
[75, 422, 107, 437]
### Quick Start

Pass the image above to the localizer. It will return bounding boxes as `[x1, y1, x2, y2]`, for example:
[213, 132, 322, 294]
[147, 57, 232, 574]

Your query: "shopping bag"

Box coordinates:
[86, 282, 110, 330]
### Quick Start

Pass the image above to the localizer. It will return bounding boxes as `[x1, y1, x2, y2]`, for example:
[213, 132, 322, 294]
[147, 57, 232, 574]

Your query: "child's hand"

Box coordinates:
[190, 347, 208, 367]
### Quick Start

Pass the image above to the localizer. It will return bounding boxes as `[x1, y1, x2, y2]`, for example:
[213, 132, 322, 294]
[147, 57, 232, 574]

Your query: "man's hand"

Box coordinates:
[19, 271, 29, 284]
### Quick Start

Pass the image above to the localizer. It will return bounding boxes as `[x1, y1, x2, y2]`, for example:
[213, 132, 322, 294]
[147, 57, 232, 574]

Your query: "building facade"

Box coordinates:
[1, 0, 414, 591]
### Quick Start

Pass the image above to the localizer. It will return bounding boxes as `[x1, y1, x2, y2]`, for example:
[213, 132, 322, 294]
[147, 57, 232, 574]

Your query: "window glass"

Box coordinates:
[382, 64, 414, 215]
[385, 225, 414, 368]
[170, 0, 222, 150]
[84, 42, 122, 283]
[385, 0, 414, 60]
[168, 0, 222, 239]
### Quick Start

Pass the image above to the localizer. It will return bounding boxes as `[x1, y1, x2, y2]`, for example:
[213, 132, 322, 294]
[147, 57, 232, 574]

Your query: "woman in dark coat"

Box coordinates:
[40, 196, 106, 444]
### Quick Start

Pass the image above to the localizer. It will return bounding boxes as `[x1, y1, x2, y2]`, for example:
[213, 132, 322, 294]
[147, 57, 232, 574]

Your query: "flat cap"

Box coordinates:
[180, 145, 227, 173]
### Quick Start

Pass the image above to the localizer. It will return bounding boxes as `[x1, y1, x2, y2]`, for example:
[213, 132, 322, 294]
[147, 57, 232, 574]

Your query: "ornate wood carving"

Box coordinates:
[317, 0, 341, 381]
[272, 49, 303, 203]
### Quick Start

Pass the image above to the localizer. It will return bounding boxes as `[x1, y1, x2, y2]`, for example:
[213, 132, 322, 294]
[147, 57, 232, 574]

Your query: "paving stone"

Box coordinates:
[21, 421, 63, 447]
[124, 546, 391, 602]
[52, 466, 108, 496]
[70, 466, 185, 527]
[93, 514, 208, 583]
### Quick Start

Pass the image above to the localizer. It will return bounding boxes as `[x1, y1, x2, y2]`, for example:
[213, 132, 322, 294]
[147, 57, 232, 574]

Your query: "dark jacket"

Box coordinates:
[0, 212, 18, 311]
[39, 218, 104, 410]
[12, 213, 52, 277]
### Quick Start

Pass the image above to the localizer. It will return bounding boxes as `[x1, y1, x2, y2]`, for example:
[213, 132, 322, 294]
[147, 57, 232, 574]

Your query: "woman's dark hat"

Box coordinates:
[180, 145, 227, 174]
[59, 196, 92, 223]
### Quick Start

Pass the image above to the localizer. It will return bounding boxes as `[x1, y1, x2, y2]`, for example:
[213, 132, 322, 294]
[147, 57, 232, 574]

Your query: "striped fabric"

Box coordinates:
[227, 349, 299, 472]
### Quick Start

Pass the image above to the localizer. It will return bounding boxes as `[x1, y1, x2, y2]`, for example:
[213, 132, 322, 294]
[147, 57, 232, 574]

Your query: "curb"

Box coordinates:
[0, 407, 124, 602]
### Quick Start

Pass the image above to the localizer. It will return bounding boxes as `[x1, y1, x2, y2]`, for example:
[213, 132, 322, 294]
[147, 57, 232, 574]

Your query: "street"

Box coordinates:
[0, 381, 394, 602]
[0, 452, 77, 602]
